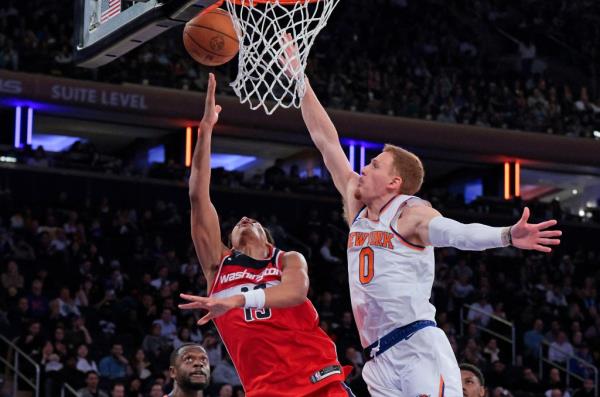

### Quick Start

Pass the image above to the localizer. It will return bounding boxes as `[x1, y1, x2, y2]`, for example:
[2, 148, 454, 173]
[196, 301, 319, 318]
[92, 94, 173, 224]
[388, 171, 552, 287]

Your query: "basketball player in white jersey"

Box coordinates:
[297, 75, 562, 396]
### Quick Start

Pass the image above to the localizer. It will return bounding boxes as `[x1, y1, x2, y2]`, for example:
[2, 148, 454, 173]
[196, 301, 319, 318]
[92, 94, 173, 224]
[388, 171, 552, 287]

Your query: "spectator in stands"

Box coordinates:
[7, 296, 29, 338]
[77, 371, 109, 397]
[467, 294, 494, 327]
[202, 330, 223, 367]
[486, 360, 512, 391]
[1, 260, 24, 290]
[110, 382, 126, 397]
[544, 368, 567, 394]
[173, 327, 194, 350]
[149, 383, 165, 397]
[460, 363, 485, 397]
[130, 348, 152, 381]
[212, 354, 241, 388]
[76, 344, 98, 374]
[573, 378, 595, 397]
[514, 367, 545, 396]
[523, 318, 545, 358]
[153, 308, 178, 342]
[27, 279, 49, 319]
[264, 159, 286, 190]
[548, 331, 574, 364]
[483, 338, 501, 364]
[218, 384, 234, 397]
[319, 236, 342, 264]
[98, 343, 130, 380]
[142, 323, 171, 360]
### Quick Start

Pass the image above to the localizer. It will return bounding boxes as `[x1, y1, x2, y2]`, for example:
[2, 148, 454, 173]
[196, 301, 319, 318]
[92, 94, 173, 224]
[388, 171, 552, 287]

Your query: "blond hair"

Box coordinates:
[383, 144, 424, 195]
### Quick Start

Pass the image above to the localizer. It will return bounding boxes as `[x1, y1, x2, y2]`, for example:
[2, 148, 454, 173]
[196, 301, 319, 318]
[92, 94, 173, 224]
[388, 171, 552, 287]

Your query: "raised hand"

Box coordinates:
[179, 293, 243, 325]
[510, 207, 561, 253]
[278, 32, 302, 79]
[200, 73, 222, 130]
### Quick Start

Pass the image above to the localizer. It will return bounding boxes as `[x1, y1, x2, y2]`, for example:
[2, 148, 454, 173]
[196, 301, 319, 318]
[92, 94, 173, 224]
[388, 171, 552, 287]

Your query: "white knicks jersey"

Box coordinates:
[347, 194, 436, 348]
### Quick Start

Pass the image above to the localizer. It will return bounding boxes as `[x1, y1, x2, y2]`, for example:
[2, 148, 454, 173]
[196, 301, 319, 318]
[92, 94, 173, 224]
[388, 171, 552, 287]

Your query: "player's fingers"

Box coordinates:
[534, 219, 557, 230]
[178, 302, 208, 310]
[539, 230, 562, 237]
[538, 238, 560, 246]
[215, 105, 222, 114]
[533, 244, 552, 253]
[197, 313, 213, 326]
[179, 293, 206, 301]
[518, 207, 530, 225]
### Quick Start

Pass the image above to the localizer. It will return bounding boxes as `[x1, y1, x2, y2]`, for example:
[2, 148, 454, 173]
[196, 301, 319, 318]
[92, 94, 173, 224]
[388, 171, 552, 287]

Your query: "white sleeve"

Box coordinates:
[428, 216, 510, 251]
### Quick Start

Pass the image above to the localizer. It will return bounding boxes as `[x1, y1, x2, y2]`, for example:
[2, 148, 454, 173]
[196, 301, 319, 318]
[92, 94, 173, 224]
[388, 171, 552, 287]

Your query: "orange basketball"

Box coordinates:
[183, 8, 239, 66]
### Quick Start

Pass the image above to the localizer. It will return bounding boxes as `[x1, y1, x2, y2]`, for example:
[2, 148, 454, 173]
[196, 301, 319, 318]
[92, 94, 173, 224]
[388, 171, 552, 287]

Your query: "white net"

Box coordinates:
[223, 0, 340, 115]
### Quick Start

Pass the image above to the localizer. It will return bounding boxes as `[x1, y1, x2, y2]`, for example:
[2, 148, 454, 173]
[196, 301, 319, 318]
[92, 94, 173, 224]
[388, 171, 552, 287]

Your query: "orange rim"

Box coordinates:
[223, 0, 320, 5]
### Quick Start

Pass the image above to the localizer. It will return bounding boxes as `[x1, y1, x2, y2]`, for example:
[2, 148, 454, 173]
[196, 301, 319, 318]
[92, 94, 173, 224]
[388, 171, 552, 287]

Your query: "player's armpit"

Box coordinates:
[398, 204, 442, 247]
[343, 176, 364, 225]
[263, 251, 309, 308]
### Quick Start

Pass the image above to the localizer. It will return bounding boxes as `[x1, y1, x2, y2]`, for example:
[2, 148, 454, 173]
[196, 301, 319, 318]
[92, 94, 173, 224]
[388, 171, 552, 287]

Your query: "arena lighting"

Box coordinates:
[341, 138, 384, 150]
[27, 107, 33, 145]
[360, 145, 366, 171]
[514, 161, 521, 197]
[210, 154, 256, 171]
[0, 156, 17, 163]
[504, 162, 510, 200]
[14, 106, 21, 148]
[348, 144, 356, 172]
[185, 127, 192, 167]
[31, 134, 84, 152]
[594, 130, 600, 138]
[572, 189, 578, 195]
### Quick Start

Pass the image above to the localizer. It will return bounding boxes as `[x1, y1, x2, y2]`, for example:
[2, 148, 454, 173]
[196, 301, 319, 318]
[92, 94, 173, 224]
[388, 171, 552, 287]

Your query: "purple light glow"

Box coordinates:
[360, 145, 366, 172]
[341, 138, 384, 150]
[14, 106, 21, 148]
[27, 107, 33, 145]
[348, 144, 356, 172]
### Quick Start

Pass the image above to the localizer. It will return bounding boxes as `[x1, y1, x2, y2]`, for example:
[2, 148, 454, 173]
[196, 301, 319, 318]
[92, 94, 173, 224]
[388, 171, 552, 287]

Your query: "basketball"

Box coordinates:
[183, 8, 239, 67]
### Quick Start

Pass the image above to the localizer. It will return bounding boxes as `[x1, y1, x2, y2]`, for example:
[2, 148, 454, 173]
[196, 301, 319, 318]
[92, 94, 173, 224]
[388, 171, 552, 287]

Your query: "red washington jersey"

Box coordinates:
[209, 246, 345, 397]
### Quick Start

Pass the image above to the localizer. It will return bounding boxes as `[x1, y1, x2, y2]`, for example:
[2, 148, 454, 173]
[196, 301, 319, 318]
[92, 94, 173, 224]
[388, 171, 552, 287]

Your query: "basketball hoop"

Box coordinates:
[218, 0, 340, 115]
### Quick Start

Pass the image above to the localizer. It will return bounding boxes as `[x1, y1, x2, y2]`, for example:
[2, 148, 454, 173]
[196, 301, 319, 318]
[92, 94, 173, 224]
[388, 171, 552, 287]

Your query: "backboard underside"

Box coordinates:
[75, 0, 219, 68]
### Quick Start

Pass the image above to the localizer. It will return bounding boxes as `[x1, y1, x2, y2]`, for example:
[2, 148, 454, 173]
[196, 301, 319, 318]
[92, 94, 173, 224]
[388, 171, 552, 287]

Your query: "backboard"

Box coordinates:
[75, 0, 219, 68]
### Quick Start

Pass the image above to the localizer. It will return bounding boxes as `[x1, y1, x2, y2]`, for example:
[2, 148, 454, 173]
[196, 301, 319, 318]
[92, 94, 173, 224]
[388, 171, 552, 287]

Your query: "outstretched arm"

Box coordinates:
[179, 251, 310, 325]
[189, 73, 228, 287]
[280, 33, 361, 223]
[405, 205, 561, 252]
[301, 81, 362, 223]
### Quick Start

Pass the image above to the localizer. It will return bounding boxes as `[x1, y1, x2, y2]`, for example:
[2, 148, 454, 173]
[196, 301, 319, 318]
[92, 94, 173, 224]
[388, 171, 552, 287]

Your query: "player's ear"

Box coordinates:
[169, 365, 176, 379]
[388, 176, 403, 193]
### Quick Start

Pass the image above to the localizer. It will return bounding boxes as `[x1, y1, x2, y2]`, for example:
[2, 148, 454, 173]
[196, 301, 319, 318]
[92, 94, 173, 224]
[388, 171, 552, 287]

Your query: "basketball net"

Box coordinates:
[223, 0, 340, 115]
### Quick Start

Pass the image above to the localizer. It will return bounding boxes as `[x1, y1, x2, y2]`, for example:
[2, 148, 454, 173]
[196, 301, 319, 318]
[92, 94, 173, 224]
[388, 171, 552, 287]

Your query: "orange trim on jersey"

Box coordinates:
[208, 250, 232, 296]
[439, 375, 445, 397]
[389, 226, 426, 252]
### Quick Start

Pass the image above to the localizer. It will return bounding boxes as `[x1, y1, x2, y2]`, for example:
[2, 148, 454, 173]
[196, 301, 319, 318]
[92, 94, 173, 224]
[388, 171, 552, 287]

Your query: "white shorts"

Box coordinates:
[362, 326, 461, 397]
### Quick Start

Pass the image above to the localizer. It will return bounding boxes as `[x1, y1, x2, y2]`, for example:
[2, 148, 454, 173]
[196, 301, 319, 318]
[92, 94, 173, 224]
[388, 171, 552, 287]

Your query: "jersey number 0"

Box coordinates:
[359, 247, 374, 284]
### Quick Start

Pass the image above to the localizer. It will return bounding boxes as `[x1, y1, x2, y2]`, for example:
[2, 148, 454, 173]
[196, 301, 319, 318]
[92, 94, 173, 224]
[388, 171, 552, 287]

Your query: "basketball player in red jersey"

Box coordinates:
[179, 74, 354, 397]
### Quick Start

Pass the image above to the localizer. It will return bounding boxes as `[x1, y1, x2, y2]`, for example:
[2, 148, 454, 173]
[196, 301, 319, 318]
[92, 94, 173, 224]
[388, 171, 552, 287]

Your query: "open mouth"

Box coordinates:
[190, 372, 206, 379]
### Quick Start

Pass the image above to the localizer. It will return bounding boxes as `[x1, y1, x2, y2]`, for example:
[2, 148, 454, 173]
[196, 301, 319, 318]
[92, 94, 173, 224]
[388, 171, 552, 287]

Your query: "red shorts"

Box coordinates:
[305, 382, 354, 397]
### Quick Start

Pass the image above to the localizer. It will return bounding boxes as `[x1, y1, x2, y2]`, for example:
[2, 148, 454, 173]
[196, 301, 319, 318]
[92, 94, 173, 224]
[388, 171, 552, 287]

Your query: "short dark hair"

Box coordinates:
[169, 343, 206, 366]
[85, 370, 99, 378]
[459, 363, 485, 386]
